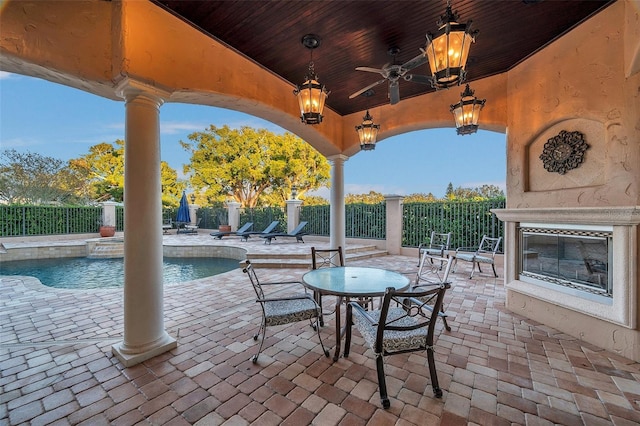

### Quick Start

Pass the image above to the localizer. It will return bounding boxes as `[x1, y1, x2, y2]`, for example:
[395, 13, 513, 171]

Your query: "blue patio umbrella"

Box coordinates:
[177, 191, 191, 223]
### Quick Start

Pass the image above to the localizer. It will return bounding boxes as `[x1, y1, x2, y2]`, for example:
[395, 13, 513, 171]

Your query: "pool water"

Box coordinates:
[0, 257, 239, 289]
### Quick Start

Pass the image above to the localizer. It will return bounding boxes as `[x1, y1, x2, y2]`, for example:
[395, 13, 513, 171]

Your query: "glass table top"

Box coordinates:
[302, 266, 410, 296]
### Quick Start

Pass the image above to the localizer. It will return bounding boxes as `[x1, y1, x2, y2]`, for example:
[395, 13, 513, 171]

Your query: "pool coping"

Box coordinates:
[0, 236, 249, 263]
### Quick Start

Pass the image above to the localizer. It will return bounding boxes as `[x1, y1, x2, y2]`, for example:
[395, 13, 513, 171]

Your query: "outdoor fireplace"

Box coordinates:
[493, 207, 639, 361]
[520, 225, 612, 299]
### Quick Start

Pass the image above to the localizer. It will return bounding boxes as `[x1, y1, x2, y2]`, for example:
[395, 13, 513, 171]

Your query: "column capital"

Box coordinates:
[286, 199, 303, 207]
[327, 154, 349, 164]
[115, 77, 171, 105]
[384, 194, 405, 202]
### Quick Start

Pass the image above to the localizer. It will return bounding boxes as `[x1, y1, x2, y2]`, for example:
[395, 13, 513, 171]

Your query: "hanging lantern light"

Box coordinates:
[355, 90, 380, 151]
[293, 34, 330, 125]
[356, 110, 380, 151]
[423, 0, 478, 89]
[450, 84, 486, 135]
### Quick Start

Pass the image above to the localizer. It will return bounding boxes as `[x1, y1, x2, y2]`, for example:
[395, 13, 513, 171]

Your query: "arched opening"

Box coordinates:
[1, 73, 506, 203]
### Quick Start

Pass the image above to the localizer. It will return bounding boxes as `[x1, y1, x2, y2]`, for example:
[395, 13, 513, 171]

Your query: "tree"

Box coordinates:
[404, 193, 437, 203]
[69, 141, 125, 202]
[0, 150, 87, 204]
[69, 140, 184, 206]
[445, 182, 455, 200]
[475, 184, 505, 199]
[161, 162, 187, 207]
[448, 184, 505, 201]
[300, 195, 329, 206]
[345, 191, 385, 204]
[180, 125, 331, 208]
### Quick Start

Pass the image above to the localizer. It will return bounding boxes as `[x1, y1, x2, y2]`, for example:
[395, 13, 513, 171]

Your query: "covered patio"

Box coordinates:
[2, 0, 638, 367]
[2, 236, 640, 425]
[1, 0, 640, 423]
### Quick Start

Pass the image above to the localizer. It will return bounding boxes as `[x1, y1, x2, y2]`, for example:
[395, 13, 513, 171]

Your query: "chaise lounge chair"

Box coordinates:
[210, 222, 254, 239]
[238, 220, 280, 241]
[260, 221, 308, 245]
[177, 217, 202, 234]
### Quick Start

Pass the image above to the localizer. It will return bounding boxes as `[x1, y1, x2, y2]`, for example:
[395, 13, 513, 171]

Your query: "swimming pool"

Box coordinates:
[0, 257, 239, 289]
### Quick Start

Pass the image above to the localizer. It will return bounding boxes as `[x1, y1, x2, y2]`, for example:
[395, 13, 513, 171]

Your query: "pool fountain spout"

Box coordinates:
[87, 237, 124, 259]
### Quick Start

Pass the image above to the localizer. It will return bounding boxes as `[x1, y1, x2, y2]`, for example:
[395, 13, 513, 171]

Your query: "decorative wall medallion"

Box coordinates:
[539, 130, 589, 175]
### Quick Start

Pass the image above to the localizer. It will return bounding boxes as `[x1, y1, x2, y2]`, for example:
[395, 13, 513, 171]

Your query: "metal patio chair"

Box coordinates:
[242, 260, 329, 363]
[417, 231, 452, 266]
[452, 235, 502, 278]
[311, 246, 345, 326]
[344, 284, 450, 409]
[415, 254, 454, 331]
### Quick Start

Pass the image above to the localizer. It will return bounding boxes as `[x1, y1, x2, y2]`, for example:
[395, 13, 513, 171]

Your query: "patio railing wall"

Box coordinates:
[301, 199, 505, 249]
[0, 200, 505, 250]
[239, 207, 287, 233]
[194, 207, 229, 230]
[301, 203, 386, 239]
[403, 200, 505, 250]
[0, 205, 104, 236]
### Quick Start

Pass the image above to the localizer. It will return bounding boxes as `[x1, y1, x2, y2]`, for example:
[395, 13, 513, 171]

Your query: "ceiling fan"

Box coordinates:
[349, 47, 432, 105]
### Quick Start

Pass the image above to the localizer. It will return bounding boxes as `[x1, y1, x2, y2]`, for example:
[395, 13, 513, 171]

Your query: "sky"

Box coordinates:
[0, 72, 506, 199]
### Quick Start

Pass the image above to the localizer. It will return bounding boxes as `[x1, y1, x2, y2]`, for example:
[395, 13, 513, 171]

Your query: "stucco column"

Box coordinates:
[227, 201, 241, 231]
[328, 155, 348, 250]
[188, 204, 199, 226]
[286, 199, 303, 232]
[101, 201, 118, 227]
[112, 79, 176, 367]
[385, 195, 404, 255]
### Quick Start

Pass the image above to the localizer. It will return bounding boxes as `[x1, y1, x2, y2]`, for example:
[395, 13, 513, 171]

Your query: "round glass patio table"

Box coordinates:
[302, 266, 410, 361]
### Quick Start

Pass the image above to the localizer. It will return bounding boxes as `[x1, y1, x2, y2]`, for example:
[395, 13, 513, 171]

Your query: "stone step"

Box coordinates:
[246, 248, 388, 269]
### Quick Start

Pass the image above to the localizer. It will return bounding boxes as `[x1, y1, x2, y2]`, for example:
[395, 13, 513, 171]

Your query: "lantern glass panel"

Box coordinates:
[469, 104, 481, 126]
[357, 123, 378, 144]
[455, 99, 481, 127]
[297, 79, 327, 116]
[426, 33, 447, 75]
[452, 104, 465, 127]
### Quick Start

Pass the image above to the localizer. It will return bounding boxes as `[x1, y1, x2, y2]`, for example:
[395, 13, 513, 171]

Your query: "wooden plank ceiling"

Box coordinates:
[154, 0, 614, 116]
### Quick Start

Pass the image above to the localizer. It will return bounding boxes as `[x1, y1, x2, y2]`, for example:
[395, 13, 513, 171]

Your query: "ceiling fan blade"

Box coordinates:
[389, 81, 400, 105]
[404, 74, 433, 85]
[401, 53, 428, 72]
[348, 79, 386, 99]
[355, 66, 385, 74]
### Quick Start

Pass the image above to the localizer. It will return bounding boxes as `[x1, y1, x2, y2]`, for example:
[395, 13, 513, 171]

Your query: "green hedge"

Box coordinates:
[0, 205, 103, 236]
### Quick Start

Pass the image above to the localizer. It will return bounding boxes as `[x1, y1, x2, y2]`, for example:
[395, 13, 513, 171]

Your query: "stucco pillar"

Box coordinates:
[112, 79, 176, 367]
[385, 195, 404, 255]
[188, 204, 199, 226]
[101, 201, 117, 227]
[286, 199, 303, 232]
[227, 201, 241, 231]
[328, 155, 348, 250]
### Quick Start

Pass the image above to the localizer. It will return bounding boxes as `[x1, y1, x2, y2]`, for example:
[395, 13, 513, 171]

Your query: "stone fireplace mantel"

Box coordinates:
[493, 206, 640, 226]
[492, 206, 639, 361]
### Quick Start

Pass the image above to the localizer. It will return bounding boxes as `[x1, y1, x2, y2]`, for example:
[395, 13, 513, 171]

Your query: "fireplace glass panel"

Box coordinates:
[520, 229, 611, 297]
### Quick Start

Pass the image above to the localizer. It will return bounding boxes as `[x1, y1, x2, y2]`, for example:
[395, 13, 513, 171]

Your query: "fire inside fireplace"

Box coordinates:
[519, 226, 612, 297]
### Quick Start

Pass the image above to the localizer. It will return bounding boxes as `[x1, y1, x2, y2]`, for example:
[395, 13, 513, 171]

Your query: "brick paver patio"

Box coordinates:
[1, 235, 639, 425]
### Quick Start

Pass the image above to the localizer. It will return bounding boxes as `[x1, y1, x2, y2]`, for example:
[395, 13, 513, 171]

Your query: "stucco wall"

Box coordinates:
[506, 0, 640, 209]
[0, 0, 346, 156]
[0, 0, 121, 99]
[501, 1, 640, 361]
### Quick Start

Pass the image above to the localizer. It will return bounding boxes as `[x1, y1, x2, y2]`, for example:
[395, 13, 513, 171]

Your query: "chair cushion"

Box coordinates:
[455, 253, 475, 262]
[421, 248, 444, 255]
[474, 255, 494, 264]
[264, 298, 318, 326]
[352, 307, 428, 354]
